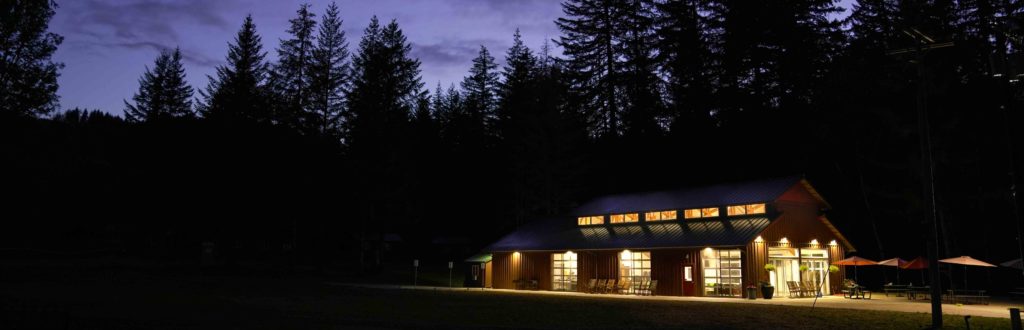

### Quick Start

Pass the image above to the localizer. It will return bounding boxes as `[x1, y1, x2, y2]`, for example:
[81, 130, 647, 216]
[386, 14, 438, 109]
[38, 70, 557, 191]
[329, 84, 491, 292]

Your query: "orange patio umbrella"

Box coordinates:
[878, 258, 908, 284]
[833, 256, 877, 283]
[940, 256, 996, 289]
[901, 257, 929, 285]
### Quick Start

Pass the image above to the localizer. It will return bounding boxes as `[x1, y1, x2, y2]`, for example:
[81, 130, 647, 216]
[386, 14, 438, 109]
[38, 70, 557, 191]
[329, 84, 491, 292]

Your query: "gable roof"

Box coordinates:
[570, 176, 811, 216]
[485, 216, 771, 252]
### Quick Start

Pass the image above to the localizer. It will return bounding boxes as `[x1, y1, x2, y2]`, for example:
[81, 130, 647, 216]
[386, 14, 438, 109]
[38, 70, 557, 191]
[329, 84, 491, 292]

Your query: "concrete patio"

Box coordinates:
[330, 282, 1024, 320]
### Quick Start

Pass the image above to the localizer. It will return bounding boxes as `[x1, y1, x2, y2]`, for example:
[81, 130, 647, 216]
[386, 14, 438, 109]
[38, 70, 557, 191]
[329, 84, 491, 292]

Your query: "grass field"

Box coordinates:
[0, 275, 1012, 329]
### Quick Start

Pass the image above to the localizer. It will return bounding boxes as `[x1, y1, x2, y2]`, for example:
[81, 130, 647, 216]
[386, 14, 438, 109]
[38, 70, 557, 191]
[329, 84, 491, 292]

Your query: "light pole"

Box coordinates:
[887, 27, 954, 329]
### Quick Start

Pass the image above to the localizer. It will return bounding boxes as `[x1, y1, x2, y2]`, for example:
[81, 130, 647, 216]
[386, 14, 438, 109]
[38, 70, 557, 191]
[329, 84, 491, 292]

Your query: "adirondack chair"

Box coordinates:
[595, 279, 607, 293]
[617, 279, 632, 294]
[634, 279, 648, 295]
[801, 280, 819, 297]
[646, 280, 659, 296]
[585, 279, 598, 293]
[786, 281, 806, 298]
[604, 279, 617, 294]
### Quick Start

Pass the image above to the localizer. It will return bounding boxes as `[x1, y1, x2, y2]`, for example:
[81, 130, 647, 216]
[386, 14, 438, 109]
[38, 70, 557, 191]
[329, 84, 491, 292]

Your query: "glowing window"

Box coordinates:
[746, 203, 766, 214]
[646, 210, 677, 221]
[577, 215, 604, 226]
[619, 250, 651, 293]
[610, 213, 638, 223]
[701, 207, 719, 217]
[727, 205, 747, 216]
[684, 209, 702, 219]
[552, 252, 579, 291]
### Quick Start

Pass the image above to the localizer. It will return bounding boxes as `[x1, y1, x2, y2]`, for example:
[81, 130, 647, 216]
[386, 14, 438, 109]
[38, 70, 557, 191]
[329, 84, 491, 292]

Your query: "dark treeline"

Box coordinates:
[3, 0, 1024, 284]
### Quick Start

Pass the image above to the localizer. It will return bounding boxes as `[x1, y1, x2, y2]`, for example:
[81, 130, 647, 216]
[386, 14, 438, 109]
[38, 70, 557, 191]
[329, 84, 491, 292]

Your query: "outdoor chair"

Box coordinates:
[646, 280, 658, 296]
[585, 279, 598, 293]
[787, 281, 806, 298]
[617, 279, 632, 294]
[529, 279, 539, 290]
[604, 279, 617, 294]
[634, 279, 649, 296]
[595, 279, 607, 293]
[801, 280, 819, 297]
[514, 279, 525, 290]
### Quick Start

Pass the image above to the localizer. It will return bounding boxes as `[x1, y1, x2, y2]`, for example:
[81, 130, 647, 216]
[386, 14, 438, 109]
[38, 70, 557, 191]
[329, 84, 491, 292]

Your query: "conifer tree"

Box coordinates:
[124, 48, 194, 122]
[556, 0, 624, 137]
[461, 46, 500, 134]
[0, 0, 64, 117]
[655, 0, 714, 131]
[308, 2, 350, 137]
[271, 4, 317, 129]
[198, 15, 271, 123]
[497, 29, 538, 140]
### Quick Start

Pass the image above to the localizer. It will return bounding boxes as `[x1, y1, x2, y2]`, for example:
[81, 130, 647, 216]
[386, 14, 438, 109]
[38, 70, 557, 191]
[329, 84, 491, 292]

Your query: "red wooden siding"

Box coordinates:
[491, 251, 552, 290]
[749, 203, 848, 296]
[576, 250, 619, 292]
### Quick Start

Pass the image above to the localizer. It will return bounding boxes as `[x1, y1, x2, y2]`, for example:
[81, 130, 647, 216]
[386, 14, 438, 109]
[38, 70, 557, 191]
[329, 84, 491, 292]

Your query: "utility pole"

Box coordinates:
[887, 27, 954, 329]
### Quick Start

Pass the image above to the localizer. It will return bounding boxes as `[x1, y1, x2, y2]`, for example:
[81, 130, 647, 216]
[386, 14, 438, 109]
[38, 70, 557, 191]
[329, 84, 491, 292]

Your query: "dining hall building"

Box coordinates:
[469, 176, 855, 298]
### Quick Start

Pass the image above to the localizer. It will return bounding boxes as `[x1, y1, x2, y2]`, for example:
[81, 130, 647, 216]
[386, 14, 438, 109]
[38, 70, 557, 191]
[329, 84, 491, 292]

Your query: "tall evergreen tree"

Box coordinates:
[198, 15, 271, 123]
[655, 0, 714, 131]
[619, 0, 664, 137]
[271, 4, 317, 129]
[556, 0, 624, 137]
[0, 0, 63, 117]
[460, 45, 500, 138]
[497, 29, 538, 140]
[307, 2, 350, 137]
[124, 48, 194, 122]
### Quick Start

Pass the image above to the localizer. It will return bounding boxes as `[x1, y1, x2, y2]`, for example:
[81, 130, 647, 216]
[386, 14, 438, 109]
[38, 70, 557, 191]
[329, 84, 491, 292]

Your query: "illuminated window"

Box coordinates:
[552, 252, 579, 291]
[746, 203, 766, 214]
[701, 207, 719, 217]
[610, 213, 638, 223]
[727, 205, 747, 216]
[703, 248, 742, 297]
[620, 250, 651, 293]
[577, 215, 604, 226]
[646, 210, 677, 221]
[684, 209, 702, 219]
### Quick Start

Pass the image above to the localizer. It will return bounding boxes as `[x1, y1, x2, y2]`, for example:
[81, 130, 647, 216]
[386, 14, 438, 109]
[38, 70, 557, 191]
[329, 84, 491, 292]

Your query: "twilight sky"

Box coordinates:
[50, 0, 853, 116]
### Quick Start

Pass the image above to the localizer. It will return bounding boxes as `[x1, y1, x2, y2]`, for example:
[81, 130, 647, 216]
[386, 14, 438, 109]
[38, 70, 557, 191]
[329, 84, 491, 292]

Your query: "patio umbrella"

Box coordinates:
[1001, 258, 1023, 270]
[878, 257, 908, 285]
[939, 256, 996, 289]
[833, 256, 877, 284]
[901, 257, 929, 285]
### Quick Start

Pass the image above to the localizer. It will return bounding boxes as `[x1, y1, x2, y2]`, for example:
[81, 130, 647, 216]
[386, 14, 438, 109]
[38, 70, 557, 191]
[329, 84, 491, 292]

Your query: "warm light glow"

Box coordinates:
[645, 210, 677, 221]
[810, 239, 819, 245]
[755, 236, 764, 243]
[577, 215, 604, 226]
[610, 214, 624, 223]
[780, 237, 789, 244]
[829, 240, 838, 246]
[704, 247, 713, 253]
[622, 250, 632, 259]
[727, 205, 747, 216]
[513, 251, 521, 257]
[701, 207, 720, 217]
[684, 209, 702, 219]
[746, 203, 766, 214]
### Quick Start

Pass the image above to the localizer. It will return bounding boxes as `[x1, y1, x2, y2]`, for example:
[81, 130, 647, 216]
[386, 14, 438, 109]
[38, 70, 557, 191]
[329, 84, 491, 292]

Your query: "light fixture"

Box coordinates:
[810, 239, 819, 245]
[622, 250, 632, 259]
[780, 237, 789, 244]
[829, 240, 838, 246]
[755, 236, 764, 243]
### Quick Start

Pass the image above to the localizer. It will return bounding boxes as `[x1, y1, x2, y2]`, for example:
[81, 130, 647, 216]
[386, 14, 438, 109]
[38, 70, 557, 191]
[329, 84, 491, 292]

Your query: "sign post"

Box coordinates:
[414, 259, 419, 286]
[448, 261, 454, 288]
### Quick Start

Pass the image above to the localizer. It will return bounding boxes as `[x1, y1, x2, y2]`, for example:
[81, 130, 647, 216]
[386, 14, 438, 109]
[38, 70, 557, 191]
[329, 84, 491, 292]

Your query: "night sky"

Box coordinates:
[50, 0, 853, 116]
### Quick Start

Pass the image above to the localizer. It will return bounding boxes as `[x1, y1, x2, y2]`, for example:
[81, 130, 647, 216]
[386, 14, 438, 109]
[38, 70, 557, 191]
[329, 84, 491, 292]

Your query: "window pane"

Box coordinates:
[625, 213, 639, 222]
[578, 217, 587, 225]
[645, 211, 661, 221]
[746, 203, 766, 214]
[591, 216, 604, 224]
[684, 209, 701, 219]
[727, 205, 746, 216]
[610, 214, 624, 223]
[661, 210, 677, 220]
[702, 207, 719, 217]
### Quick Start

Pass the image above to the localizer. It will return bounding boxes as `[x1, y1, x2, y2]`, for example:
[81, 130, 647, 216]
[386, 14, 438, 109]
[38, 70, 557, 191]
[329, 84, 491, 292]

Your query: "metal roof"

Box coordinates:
[570, 176, 803, 216]
[485, 216, 772, 252]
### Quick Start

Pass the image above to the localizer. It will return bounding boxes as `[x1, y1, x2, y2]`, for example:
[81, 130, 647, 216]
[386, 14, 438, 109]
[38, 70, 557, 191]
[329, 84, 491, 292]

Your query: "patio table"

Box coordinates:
[906, 286, 930, 300]
[883, 284, 910, 297]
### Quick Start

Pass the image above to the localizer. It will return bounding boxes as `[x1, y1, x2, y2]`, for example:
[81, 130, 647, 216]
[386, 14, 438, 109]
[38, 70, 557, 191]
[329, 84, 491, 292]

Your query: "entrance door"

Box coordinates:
[484, 261, 493, 288]
[681, 263, 695, 296]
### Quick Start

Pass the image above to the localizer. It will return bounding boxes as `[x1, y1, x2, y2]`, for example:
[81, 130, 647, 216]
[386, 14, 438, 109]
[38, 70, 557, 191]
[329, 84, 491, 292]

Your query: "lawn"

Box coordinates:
[0, 275, 1011, 329]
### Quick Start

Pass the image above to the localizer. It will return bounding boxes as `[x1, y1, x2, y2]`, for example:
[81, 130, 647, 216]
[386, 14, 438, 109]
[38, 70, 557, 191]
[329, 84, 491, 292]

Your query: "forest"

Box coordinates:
[2, 0, 1023, 283]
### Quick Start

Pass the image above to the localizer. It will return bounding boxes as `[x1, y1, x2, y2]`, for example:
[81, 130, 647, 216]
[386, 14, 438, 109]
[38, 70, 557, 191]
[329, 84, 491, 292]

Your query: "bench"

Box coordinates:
[946, 289, 990, 305]
[883, 284, 910, 297]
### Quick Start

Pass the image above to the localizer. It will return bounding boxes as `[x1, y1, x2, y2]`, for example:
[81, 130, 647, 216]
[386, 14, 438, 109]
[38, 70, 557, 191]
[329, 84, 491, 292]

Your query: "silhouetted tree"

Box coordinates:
[307, 2, 350, 138]
[655, 0, 715, 132]
[199, 15, 271, 123]
[124, 48, 194, 122]
[0, 0, 63, 117]
[461, 46, 500, 136]
[556, 0, 625, 137]
[270, 4, 317, 129]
